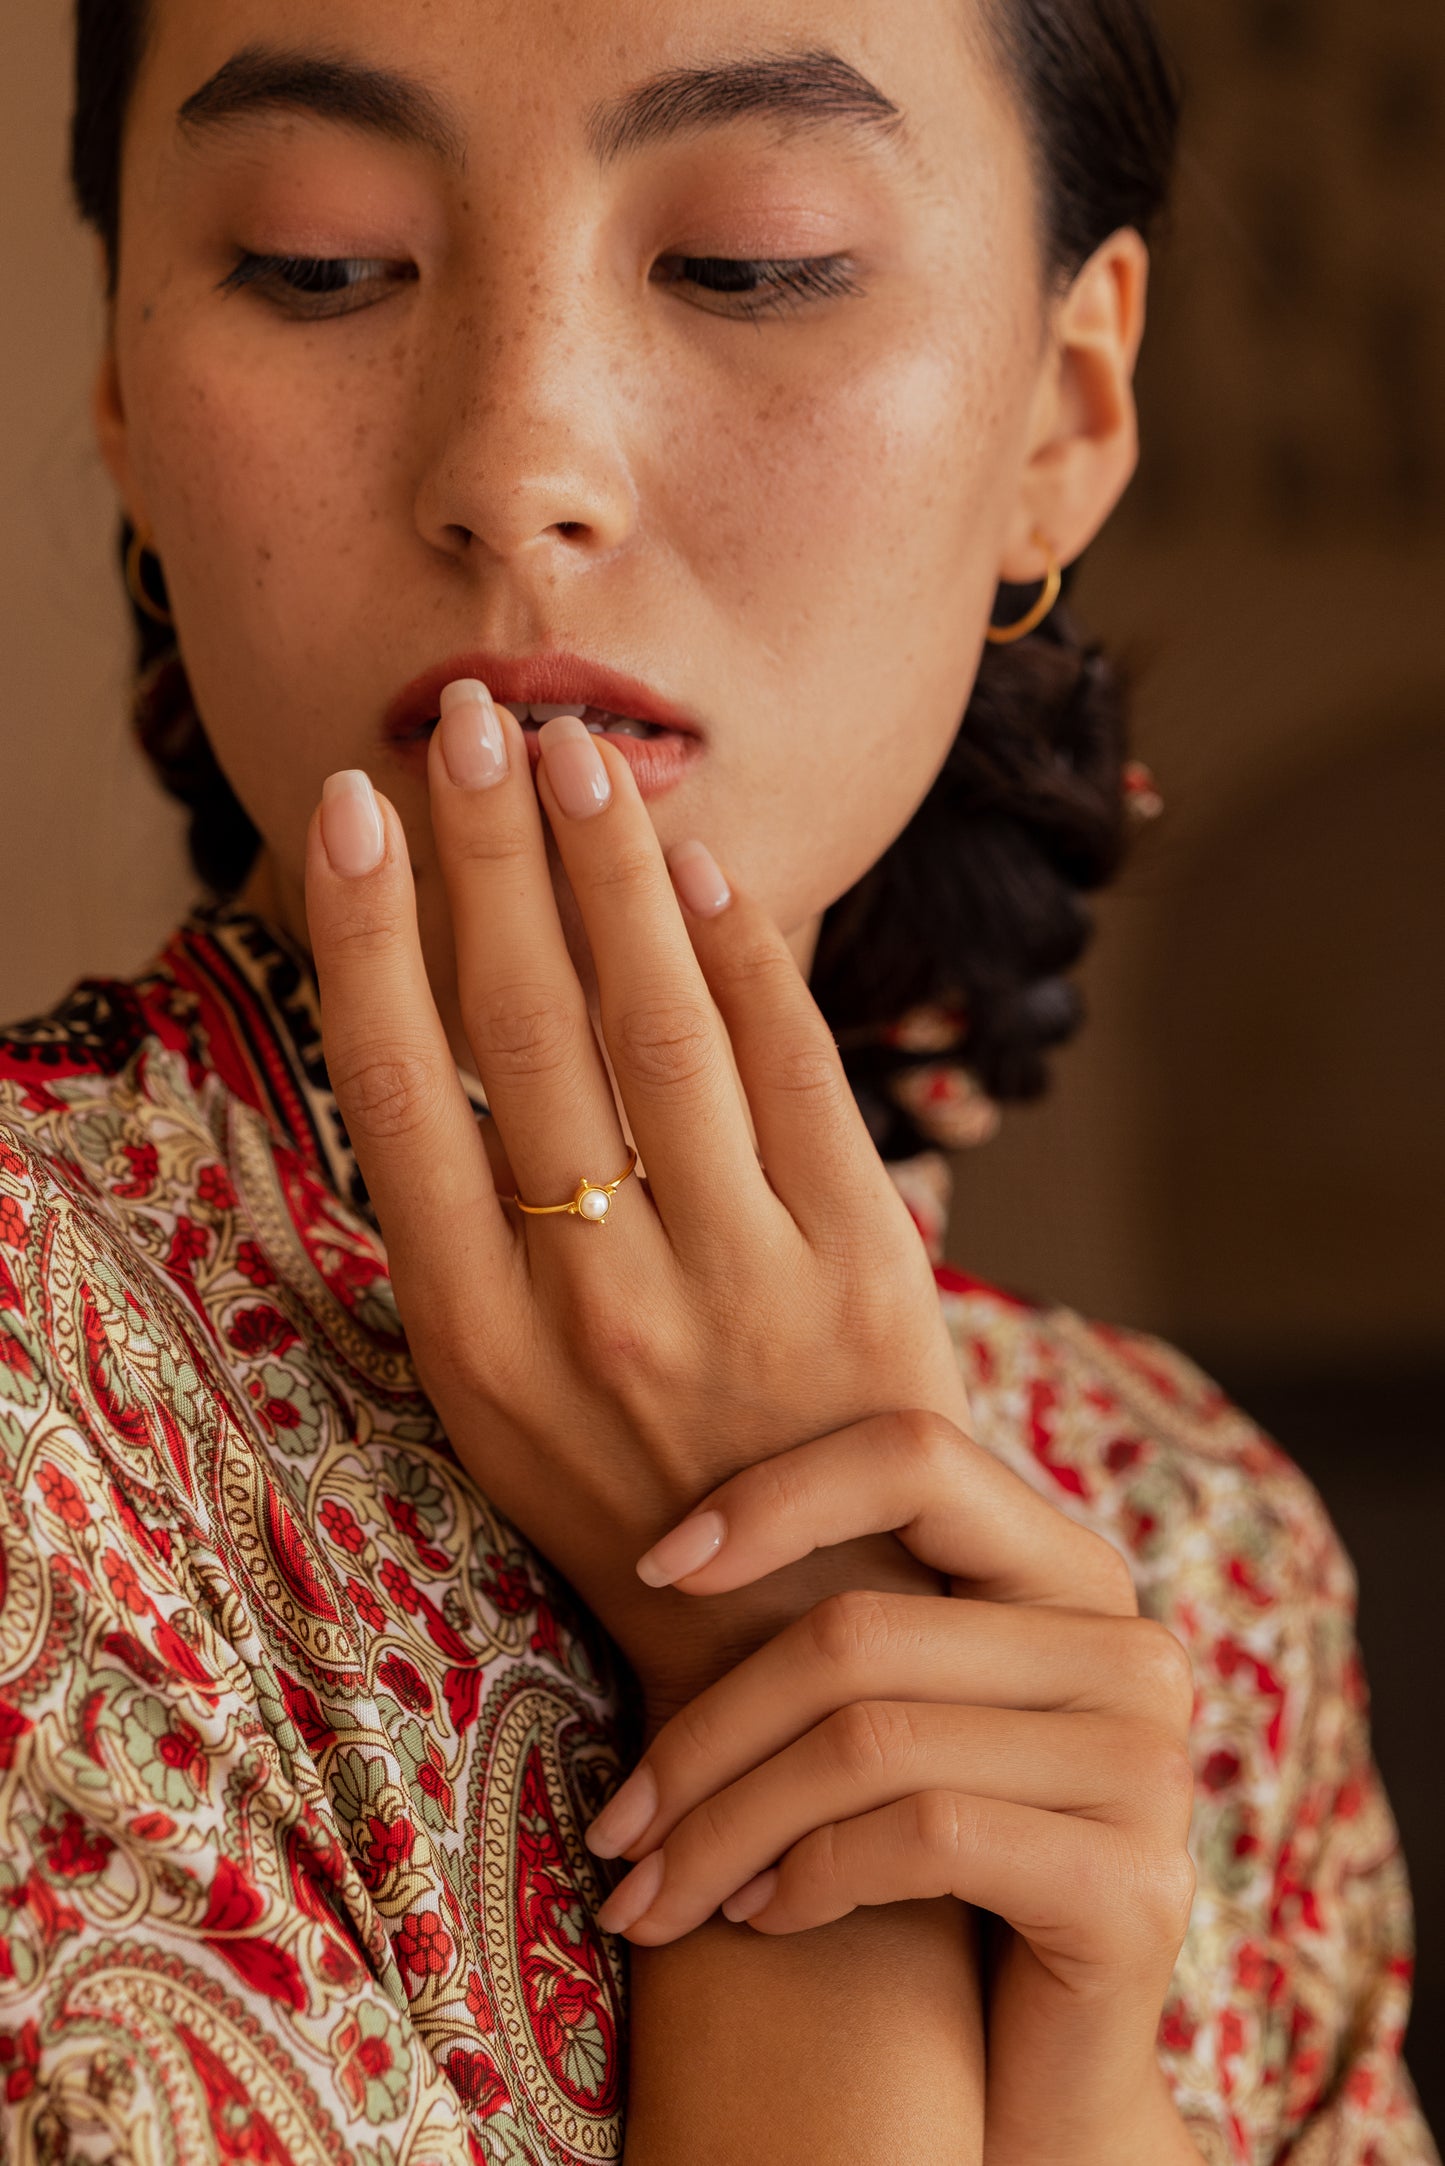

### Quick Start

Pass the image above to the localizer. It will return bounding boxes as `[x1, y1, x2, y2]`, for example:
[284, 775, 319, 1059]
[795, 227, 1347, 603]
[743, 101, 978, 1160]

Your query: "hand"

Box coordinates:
[581, 1415, 1201, 2163]
[304, 693, 969, 1721]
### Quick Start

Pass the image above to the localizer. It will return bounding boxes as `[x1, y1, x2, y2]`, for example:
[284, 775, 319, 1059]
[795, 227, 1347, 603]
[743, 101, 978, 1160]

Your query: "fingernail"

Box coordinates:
[636, 1510, 726, 1589]
[722, 1867, 778, 1924]
[596, 1848, 664, 1936]
[538, 714, 611, 819]
[584, 1763, 658, 1859]
[669, 840, 732, 918]
[320, 770, 385, 878]
[438, 679, 508, 789]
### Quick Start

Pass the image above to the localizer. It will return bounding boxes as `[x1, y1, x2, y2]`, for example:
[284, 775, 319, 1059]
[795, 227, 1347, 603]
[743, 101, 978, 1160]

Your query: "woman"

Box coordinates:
[0, 0, 1429, 2156]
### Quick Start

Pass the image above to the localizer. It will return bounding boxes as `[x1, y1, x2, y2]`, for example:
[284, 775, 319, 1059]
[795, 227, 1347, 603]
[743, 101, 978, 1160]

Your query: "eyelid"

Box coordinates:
[216, 251, 415, 305]
[217, 247, 864, 321]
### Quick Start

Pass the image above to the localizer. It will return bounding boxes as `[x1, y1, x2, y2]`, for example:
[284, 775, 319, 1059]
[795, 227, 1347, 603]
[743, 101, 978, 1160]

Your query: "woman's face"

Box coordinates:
[99, 0, 1141, 1032]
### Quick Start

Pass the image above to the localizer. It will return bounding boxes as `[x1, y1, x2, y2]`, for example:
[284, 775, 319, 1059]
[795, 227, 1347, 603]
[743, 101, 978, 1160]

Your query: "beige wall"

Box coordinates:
[1, 8, 193, 1003]
[5, 4, 1441, 1371]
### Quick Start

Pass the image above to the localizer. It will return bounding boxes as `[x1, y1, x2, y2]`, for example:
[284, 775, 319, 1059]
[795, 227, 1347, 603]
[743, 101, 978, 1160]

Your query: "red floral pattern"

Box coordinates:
[0, 902, 1432, 2163]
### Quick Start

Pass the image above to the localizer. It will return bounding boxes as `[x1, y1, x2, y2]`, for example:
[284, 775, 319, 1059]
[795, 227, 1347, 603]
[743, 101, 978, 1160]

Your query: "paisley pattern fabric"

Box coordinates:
[0, 901, 1432, 2163]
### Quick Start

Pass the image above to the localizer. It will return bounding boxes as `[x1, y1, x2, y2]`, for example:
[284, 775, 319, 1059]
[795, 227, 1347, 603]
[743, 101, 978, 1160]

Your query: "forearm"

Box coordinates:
[984, 1983, 1204, 2166]
[623, 1898, 984, 2165]
[985, 2065, 1203, 2166]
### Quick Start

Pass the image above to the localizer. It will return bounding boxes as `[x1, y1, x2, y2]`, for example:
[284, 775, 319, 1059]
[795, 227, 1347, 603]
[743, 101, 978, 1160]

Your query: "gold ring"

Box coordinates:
[506, 1147, 638, 1225]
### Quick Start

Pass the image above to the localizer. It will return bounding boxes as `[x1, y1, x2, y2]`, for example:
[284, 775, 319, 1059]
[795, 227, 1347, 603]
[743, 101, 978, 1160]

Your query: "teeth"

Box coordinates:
[496, 699, 659, 739]
[500, 701, 588, 725]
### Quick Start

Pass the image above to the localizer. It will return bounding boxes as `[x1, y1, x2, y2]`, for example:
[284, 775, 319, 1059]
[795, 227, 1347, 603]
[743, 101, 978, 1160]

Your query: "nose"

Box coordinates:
[412, 280, 640, 570]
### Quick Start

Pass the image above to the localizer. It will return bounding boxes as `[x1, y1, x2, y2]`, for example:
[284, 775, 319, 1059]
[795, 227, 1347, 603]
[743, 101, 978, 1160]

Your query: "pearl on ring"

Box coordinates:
[506, 1145, 638, 1223]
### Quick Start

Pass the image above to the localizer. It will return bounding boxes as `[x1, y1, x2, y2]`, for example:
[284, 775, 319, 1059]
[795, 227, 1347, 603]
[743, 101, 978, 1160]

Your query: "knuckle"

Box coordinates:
[328, 1047, 444, 1142]
[612, 998, 718, 1093]
[891, 1406, 968, 1484]
[910, 1787, 969, 1864]
[759, 1039, 847, 1105]
[788, 1816, 843, 1895]
[1129, 1618, 1196, 1727]
[1079, 1534, 1140, 1618]
[322, 896, 404, 966]
[825, 1259, 900, 1346]
[444, 809, 533, 869]
[576, 1292, 676, 1395]
[713, 936, 799, 1002]
[749, 1446, 817, 1523]
[471, 984, 582, 1087]
[1146, 1730, 1198, 1824]
[822, 1698, 911, 1783]
[1139, 1844, 1197, 1946]
[585, 842, 664, 897]
[663, 1691, 728, 1781]
[679, 1786, 737, 1868]
[804, 1588, 899, 1681]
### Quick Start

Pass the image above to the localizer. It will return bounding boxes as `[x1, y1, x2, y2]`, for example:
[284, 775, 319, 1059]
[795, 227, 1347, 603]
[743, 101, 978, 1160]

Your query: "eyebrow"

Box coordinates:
[175, 42, 908, 173]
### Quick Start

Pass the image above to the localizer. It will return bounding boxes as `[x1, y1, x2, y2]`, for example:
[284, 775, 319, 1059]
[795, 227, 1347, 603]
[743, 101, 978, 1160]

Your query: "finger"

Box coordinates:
[304, 774, 505, 1282]
[666, 845, 906, 1243]
[530, 721, 778, 1248]
[733, 1790, 1194, 1976]
[582, 1597, 1194, 1864]
[475, 1111, 518, 1198]
[426, 687, 630, 1209]
[595, 1700, 1191, 1945]
[633, 1410, 1141, 1618]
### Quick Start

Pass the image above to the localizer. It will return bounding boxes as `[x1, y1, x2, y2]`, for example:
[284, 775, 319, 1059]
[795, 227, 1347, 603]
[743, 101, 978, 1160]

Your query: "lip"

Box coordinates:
[382, 648, 705, 799]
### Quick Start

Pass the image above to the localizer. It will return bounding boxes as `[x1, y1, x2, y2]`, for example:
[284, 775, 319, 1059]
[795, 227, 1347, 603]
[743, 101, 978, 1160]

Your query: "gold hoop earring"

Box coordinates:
[125, 529, 175, 628]
[985, 532, 1062, 645]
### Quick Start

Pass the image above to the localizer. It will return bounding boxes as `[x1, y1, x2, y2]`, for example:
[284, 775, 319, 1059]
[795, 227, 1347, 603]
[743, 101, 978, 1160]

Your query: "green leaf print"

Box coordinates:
[562, 2008, 609, 2099]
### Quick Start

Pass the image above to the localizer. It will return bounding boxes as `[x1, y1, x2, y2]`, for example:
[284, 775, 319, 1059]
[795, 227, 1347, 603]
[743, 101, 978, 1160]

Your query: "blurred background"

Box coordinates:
[2, 0, 1441, 2128]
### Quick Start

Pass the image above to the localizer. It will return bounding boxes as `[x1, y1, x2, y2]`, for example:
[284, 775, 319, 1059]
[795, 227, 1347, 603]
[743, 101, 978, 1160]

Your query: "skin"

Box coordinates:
[90, 0, 1204, 2155]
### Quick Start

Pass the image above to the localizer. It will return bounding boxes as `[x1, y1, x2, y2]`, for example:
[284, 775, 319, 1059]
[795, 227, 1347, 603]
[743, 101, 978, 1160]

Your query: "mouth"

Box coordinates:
[382, 651, 705, 799]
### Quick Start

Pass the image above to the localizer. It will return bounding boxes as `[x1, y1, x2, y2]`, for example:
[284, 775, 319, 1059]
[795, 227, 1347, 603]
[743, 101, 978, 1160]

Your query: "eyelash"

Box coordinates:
[216, 250, 864, 321]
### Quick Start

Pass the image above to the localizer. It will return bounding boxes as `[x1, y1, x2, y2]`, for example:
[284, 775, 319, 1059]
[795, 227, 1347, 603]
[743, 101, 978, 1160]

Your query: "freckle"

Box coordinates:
[141, 303, 154, 325]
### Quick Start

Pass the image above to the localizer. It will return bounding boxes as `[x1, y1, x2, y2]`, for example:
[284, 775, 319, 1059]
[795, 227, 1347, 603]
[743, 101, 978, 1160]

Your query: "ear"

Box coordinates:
[998, 226, 1150, 582]
[90, 237, 150, 532]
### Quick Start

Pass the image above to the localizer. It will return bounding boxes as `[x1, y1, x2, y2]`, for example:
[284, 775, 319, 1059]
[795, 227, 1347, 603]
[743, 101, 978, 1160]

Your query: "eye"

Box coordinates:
[217, 253, 417, 318]
[652, 255, 865, 319]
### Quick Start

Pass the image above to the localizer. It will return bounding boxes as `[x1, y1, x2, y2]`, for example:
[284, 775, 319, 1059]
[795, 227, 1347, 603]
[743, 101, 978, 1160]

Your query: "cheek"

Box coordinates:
[120, 306, 411, 847]
[126, 322, 397, 637]
[651, 310, 1026, 926]
[658, 288, 1019, 616]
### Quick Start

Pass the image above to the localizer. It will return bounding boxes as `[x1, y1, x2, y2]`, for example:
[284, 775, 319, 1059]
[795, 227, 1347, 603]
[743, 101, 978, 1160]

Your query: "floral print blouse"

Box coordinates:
[0, 901, 1433, 2165]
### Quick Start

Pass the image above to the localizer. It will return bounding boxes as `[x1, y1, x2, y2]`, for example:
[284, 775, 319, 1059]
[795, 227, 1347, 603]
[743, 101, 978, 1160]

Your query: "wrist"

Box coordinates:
[985, 2058, 1200, 2166]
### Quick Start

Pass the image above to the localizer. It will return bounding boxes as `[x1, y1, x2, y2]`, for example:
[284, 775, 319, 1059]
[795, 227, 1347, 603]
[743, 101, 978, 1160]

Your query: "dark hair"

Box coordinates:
[71, 0, 1178, 1152]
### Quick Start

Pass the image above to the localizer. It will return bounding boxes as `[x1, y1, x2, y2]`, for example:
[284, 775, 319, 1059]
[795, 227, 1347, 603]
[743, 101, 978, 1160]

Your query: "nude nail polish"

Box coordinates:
[584, 1763, 659, 1859]
[635, 1510, 727, 1588]
[538, 714, 611, 818]
[438, 679, 508, 789]
[722, 1867, 778, 1924]
[596, 1849, 665, 1937]
[320, 771, 385, 878]
[669, 840, 731, 917]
